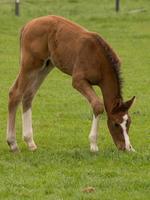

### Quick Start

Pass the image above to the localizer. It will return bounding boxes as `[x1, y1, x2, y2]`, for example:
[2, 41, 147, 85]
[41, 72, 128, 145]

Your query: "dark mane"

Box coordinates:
[94, 33, 123, 98]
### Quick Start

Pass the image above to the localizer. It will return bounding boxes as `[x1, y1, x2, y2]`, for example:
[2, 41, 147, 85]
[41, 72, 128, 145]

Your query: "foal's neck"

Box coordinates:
[100, 67, 122, 116]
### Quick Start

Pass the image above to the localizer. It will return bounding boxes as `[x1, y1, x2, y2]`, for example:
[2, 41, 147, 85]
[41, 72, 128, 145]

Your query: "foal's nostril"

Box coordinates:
[126, 144, 136, 152]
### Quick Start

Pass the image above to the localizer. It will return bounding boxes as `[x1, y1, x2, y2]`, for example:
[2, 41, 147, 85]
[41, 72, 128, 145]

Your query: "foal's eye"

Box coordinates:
[114, 123, 119, 127]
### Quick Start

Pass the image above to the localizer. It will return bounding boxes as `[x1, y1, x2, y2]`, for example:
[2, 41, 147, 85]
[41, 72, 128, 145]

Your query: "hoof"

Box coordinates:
[11, 147, 20, 153]
[90, 144, 99, 152]
[29, 143, 37, 151]
[9, 144, 20, 153]
[7, 140, 20, 153]
[23, 137, 37, 151]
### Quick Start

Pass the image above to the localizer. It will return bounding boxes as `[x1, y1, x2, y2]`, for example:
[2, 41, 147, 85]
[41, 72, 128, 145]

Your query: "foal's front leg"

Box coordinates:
[72, 78, 104, 152]
[89, 114, 100, 152]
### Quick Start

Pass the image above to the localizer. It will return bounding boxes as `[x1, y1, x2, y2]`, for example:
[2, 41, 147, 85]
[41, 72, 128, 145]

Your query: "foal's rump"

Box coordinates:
[20, 16, 56, 71]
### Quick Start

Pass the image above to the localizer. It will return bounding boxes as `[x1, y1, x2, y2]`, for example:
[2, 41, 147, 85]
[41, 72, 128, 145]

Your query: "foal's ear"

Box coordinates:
[123, 96, 136, 111]
[111, 98, 122, 114]
[111, 96, 136, 114]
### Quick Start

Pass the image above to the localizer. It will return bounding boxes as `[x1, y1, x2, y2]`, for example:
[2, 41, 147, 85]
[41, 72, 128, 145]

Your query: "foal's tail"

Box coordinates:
[19, 26, 25, 65]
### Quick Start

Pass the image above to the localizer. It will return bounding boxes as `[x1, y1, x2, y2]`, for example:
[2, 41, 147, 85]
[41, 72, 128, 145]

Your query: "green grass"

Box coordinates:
[0, 0, 150, 199]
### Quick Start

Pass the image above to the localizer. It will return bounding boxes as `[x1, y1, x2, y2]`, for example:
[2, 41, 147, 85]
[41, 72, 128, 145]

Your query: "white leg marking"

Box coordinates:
[22, 108, 37, 151]
[89, 115, 100, 152]
[120, 114, 135, 152]
[23, 109, 33, 138]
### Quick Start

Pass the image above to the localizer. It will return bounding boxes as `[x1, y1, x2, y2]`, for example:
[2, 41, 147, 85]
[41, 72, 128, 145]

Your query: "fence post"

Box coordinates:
[15, 0, 20, 16]
[115, 0, 120, 12]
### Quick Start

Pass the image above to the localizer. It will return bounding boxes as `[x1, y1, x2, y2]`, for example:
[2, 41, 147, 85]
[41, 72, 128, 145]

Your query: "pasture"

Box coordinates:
[0, 0, 150, 199]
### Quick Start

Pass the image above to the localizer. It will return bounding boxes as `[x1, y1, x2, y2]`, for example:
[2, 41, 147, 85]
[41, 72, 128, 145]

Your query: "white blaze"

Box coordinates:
[120, 114, 135, 152]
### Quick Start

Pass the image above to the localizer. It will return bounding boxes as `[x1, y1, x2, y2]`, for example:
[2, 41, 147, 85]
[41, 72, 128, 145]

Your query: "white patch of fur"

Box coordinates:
[120, 114, 135, 151]
[89, 115, 100, 152]
[22, 108, 37, 150]
[22, 108, 33, 138]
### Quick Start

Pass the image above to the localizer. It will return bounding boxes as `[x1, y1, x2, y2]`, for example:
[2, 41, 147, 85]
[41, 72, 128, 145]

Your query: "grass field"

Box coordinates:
[0, 0, 150, 199]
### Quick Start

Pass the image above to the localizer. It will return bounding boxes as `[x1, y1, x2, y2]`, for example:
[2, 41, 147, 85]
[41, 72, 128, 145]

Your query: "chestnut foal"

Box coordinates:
[7, 15, 135, 152]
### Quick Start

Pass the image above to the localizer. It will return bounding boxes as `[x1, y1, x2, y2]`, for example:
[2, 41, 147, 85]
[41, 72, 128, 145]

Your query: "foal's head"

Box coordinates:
[107, 96, 135, 151]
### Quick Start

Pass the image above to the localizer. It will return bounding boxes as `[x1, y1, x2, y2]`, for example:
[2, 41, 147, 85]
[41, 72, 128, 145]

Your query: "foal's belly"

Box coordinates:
[50, 47, 76, 76]
[50, 55, 74, 76]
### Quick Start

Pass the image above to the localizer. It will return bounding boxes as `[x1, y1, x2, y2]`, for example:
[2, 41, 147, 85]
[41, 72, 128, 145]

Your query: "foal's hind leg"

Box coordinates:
[7, 58, 53, 152]
[22, 64, 54, 151]
[7, 74, 26, 152]
[72, 78, 104, 152]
